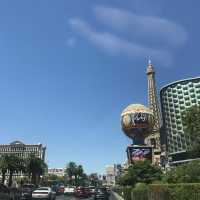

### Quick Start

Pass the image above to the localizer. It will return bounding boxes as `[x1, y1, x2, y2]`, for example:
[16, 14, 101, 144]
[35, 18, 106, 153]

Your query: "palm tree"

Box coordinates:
[75, 165, 84, 186]
[65, 162, 77, 186]
[26, 155, 47, 185]
[5, 154, 23, 187]
[65, 162, 86, 186]
[0, 154, 9, 184]
[76, 165, 83, 177]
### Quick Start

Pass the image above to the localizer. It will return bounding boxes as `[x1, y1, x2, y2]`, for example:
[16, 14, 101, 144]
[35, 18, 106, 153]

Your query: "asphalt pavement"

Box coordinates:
[56, 193, 119, 200]
[56, 195, 93, 200]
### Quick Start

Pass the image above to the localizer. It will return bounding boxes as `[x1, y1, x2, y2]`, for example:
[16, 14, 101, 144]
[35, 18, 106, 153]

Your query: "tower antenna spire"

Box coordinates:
[148, 57, 152, 65]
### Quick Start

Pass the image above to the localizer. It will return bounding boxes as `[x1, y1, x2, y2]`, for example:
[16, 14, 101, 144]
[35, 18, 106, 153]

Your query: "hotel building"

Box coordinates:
[0, 140, 46, 160]
[160, 77, 200, 164]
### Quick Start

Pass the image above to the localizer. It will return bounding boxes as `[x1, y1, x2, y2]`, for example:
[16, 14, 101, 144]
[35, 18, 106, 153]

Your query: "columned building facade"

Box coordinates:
[0, 141, 46, 181]
[0, 141, 46, 161]
[48, 168, 65, 177]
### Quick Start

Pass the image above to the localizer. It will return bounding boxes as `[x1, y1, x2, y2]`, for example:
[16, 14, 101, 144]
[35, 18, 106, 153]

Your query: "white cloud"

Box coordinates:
[69, 18, 172, 66]
[94, 6, 187, 47]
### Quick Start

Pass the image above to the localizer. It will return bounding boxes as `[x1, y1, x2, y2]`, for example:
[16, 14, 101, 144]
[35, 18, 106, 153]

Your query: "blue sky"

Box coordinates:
[0, 0, 199, 174]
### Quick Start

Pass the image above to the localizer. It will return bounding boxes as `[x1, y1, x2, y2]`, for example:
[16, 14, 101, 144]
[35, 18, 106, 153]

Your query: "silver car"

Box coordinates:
[32, 187, 56, 200]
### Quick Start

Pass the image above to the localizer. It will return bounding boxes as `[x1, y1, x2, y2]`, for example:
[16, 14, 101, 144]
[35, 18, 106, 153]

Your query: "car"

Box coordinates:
[94, 187, 110, 200]
[21, 184, 36, 200]
[74, 187, 91, 198]
[0, 184, 10, 200]
[84, 187, 92, 197]
[57, 185, 65, 195]
[106, 186, 111, 194]
[32, 187, 56, 200]
[64, 186, 75, 195]
[89, 186, 95, 195]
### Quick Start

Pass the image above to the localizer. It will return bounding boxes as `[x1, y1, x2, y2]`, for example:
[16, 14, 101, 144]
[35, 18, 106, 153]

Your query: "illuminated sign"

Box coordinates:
[127, 146, 152, 162]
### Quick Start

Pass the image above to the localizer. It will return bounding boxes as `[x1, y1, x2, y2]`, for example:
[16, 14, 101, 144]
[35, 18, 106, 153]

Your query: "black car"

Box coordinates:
[0, 184, 10, 200]
[21, 184, 36, 200]
[94, 187, 110, 200]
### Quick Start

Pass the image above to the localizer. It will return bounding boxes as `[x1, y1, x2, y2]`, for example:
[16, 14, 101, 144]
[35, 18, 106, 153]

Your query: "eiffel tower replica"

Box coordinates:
[145, 60, 162, 165]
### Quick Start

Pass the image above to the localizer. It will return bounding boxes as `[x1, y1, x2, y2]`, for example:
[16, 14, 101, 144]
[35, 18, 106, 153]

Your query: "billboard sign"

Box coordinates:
[127, 146, 152, 162]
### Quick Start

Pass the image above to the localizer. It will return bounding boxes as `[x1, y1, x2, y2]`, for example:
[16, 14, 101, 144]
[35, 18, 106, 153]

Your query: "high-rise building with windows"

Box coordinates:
[160, 77, 200, 163]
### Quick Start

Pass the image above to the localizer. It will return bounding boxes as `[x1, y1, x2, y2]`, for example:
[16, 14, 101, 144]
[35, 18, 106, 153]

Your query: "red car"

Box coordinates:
[58, 186, 65, 194]
[74, 187, 91, 198]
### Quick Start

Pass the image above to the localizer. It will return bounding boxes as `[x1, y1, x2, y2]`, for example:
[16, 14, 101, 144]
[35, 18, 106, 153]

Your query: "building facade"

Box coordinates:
[48, 168, 65, 177]
[0, 141, 46, 161]
[160, 77, 200, 162]
[105, 165, 117, 186]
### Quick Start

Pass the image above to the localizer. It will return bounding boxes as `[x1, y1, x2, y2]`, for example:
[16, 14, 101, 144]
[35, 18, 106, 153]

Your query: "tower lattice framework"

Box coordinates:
[146, 61, 161, 152]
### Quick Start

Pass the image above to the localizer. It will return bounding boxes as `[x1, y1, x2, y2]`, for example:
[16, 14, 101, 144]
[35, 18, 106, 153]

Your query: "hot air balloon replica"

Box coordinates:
[121, 104, 155, 163]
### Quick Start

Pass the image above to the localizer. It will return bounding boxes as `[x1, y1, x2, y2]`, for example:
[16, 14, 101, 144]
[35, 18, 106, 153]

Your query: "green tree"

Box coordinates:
[6, 154, 24, 187]
[182, 105, 200, 155]
[75, 165, 84, 186]
[0, 154, 8, 184]
[0, 154, 9, 184]
[163, 160, 200, 183]
[65, 162, 86, 186]
[119, 160, 162, 186]
[26, 155, 47, 185]
[65, 162, 77, 186]
[89, 173, 99, 187]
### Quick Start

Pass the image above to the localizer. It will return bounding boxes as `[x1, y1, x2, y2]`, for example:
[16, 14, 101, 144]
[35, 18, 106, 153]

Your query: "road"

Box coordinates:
[56, 193, 118, 200]
[56, 195, 93, 200]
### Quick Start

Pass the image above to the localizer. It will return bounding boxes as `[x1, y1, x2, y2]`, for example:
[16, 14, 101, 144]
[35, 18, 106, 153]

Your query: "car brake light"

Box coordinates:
[33, 192, 48, 194]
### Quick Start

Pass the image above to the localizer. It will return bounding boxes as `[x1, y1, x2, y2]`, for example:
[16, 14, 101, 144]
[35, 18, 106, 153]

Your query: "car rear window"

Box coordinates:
[37, 188, 49, 191]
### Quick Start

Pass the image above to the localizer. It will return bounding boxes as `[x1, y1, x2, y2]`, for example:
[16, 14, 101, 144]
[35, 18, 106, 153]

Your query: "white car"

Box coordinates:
[64, 186, 75, 195]
[32, 187, 56, 200]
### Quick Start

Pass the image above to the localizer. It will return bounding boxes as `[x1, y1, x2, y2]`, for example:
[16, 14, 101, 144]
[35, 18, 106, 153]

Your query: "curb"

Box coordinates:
[111, 191, 124, 200]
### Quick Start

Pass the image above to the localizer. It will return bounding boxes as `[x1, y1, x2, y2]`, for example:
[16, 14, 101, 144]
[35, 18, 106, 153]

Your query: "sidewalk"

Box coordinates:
[111, 191, 124, 200]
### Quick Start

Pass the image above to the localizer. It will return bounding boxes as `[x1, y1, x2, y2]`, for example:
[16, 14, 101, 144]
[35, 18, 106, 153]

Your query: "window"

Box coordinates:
[177, 126, 182, 130]
[191, 99, 196, 103]
[178, 90, 182, 94]
[185, 102, 191, 106]
[196, 84, 200, 88]
[190, 88, 195, 93]
[179, 100, 184, 104]
[185, 96, 190, 101]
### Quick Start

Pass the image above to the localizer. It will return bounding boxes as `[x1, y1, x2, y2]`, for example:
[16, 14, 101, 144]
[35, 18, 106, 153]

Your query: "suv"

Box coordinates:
[94, 187, 110, 200]
[21, 184, 36, 200]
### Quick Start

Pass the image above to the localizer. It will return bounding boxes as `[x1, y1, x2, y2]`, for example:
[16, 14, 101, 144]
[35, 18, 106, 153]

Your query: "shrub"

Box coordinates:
[149, 183, 200, 200]
[162, 160, 200, 183]
[132, 183, 148, 200]
[123, 187, 132, 200]
[119, 160, 162, 187]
